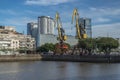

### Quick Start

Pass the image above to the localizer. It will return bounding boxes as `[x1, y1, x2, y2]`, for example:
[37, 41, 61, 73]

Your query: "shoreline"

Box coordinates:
[0, 54, 120, 63]
[41, 54, 120, 63]
[0, 54, 42, 62]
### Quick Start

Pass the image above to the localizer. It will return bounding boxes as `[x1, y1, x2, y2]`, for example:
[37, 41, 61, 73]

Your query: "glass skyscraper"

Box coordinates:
[27, 22, 38, 47]
[79, 18, 92, 38]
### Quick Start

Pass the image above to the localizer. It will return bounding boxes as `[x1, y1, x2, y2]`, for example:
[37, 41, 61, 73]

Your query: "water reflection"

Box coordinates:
[0, 61, 120, 80]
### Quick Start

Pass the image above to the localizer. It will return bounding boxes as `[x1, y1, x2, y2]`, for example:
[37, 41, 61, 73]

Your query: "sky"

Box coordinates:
[0, 0, 120, 38]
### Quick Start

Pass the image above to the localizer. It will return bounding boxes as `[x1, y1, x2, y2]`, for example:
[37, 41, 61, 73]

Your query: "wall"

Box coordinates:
[37, 34, 78, 47]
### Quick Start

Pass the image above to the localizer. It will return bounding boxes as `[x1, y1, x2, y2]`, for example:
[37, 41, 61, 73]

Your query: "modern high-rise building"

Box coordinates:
[37, 16, 55, 47]
[27, 16, 55, 47]
[79, 18, 92, 38]
[27, 22, 38, 38]
[27, 22, 38, 46]
[38, 16, 54, 34]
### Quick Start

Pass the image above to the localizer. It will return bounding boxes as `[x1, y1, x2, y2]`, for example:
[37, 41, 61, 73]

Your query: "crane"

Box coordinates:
[55, 12, 67, 41]
[54, 12, 68, 54]
[72, 8, 87, 39]
[71, 8, 87, 55]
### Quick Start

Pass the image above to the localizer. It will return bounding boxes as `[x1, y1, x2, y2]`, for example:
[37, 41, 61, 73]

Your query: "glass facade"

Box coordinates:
[79, 18, 92, 38]
[27, 22, 38, 47]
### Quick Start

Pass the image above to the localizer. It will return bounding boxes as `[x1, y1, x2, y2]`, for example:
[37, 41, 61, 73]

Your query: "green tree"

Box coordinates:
[78, 38, 96, 54]
[96, 37, 119, 54]
[37, 43, 55, 52]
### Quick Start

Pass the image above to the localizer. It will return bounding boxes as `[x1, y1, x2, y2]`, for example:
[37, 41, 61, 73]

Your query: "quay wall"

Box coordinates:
[0, 54, 120, 63]
[41, 55, 120, 63]
[0, 54, 42, 62]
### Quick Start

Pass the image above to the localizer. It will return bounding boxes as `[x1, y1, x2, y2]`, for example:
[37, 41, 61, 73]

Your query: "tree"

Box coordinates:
[96, 37, 119, 54]
[36, 43, 55, 52]
[78, 38, 96, 55]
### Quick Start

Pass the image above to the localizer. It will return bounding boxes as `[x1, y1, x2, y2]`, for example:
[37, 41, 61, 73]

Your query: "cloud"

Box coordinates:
[0, 17, 37, 34]
[0, 9, 18, 15]
[89, 7, 120, 16]
[77, 7, 120, 24]
[94, 17, 111, 23]
[78, 7, 120, 23]
[25, 0, 74, 6]
[88, 7, 120, 38]
[92, 23, 120, 38]
[25, 10, 41, 15]
[0, 17, 36, 26]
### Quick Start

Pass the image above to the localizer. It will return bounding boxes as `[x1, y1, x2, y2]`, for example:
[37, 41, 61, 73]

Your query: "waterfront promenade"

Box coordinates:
[0, 54, 42, 62]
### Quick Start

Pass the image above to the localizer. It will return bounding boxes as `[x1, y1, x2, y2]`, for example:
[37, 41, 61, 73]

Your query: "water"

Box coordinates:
[0, 61, 120, 80]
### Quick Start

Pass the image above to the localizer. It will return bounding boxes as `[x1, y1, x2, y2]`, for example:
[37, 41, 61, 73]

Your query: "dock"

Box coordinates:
[41, 54, 120, 63]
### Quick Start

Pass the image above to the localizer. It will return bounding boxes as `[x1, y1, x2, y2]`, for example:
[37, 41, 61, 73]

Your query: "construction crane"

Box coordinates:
[71, 8, 87, 55]
[54, 12, 68, 54]
[72, 8, 87, 39]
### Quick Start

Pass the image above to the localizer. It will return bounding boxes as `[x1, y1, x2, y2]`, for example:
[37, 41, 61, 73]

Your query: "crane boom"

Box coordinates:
[72, 8, 87, 39]
[72, 8, 81, 39]
[55, 12, 62, 40]
[55, 12, 67, 41]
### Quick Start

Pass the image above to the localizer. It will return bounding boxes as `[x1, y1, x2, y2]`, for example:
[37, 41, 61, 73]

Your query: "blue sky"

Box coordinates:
[0, 0, 120, 38]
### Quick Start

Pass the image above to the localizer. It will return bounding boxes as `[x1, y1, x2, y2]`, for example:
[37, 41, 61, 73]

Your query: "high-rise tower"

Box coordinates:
[37, 16, 54, 47]
[27, 22, 38, 41]
[38, 16, 54, 34]
[79, 18, 92, 38]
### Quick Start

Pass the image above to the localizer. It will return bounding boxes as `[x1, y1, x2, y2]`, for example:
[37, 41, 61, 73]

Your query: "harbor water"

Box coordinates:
[0, 61, 120, 80]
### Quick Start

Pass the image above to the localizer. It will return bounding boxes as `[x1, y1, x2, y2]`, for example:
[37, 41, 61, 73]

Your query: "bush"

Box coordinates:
[36, 43, 55, 52]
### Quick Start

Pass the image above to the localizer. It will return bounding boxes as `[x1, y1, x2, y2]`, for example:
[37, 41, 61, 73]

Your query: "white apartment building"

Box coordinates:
[0, 26, 35, 51]
[0, 39, 19, 50]
[16, 35, 35, 50]
[0, 39, 11, 49]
